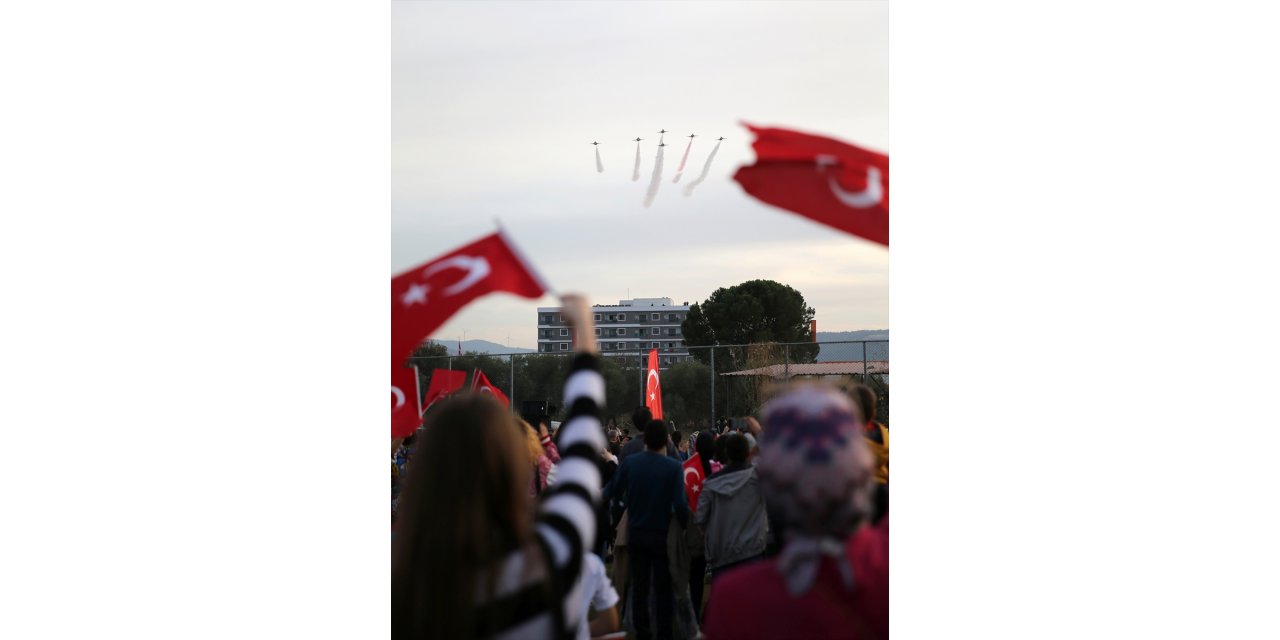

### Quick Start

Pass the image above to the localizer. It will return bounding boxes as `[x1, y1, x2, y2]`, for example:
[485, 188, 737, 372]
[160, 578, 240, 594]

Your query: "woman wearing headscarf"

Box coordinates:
[686, 431, 722, 619]
[701, 385, 888, 640]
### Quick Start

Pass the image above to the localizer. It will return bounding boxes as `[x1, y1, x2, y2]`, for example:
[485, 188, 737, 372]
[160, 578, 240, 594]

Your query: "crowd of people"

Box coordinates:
[391, 295, 889, 639]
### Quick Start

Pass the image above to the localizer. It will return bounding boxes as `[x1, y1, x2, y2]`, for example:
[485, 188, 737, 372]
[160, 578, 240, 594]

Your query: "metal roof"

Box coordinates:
[719, 361, 889, 378]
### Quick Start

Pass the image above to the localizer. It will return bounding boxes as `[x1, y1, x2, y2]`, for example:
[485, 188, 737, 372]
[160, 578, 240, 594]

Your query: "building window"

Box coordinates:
[594, 328, 600, 336]
[617, 342, 625, 350]
[593, 313, 600, 322]
[559, 343, 568, 351]
[560, 328, 568, 337]
[651, 313, 659, 321]
[651, 327, 659, 335]
[651, 342, 659, 349]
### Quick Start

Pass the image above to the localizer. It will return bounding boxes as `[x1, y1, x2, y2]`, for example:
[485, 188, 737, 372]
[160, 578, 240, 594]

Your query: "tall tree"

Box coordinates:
[682, 280, 819, 365]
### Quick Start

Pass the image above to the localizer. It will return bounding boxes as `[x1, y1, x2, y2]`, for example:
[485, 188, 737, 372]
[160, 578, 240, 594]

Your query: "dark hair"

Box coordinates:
[643, 419, 668, 451]
[725, 433, 750, 464]
[713, 434, 729, 464]
[671, 430, 683, 446]
[694, 432, 716, 476]
[392, 394, 537, 639]
[632, 406, 652, 430]
[848, 383, 877, 425]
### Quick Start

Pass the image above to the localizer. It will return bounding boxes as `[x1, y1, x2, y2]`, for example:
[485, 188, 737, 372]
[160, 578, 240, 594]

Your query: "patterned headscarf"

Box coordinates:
[758, 385, 875, 596]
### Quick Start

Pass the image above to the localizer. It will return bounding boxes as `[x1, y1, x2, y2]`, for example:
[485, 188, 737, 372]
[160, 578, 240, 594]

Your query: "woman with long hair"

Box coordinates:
[392, 295, 606, 639]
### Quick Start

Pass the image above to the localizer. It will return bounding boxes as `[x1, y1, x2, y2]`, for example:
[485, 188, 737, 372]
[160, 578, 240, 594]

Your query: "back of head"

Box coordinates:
[695, 432, 716, 474]
[724, 433, 750, 465]
[392, 393, 534, 638]
[632, 406, 652, 431]
[847, 383, 877, 426]
[671, 430, 683, 446]
[757, 384, 873, 539]
[643, 419, 668, 451]
[713, 434, 729, 463]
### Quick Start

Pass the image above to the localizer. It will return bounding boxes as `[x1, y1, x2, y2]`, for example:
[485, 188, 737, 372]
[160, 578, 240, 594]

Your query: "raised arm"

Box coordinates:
[532, 295, 606, 635]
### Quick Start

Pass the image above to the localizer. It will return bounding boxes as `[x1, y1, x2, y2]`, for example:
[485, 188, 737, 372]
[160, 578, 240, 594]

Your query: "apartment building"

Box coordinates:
[535, 297, 692, 368]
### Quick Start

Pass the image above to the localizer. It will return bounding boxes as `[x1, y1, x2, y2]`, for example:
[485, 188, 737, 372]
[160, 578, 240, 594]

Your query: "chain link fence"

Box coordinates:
[407, 340, 887, 431]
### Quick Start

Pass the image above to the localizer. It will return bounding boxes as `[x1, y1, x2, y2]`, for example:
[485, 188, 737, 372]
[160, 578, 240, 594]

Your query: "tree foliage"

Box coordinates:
[682, 280, 819, 366]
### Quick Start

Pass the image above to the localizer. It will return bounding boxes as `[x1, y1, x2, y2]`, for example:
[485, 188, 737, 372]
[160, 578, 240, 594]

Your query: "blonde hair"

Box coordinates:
[518, 418, 544, 465]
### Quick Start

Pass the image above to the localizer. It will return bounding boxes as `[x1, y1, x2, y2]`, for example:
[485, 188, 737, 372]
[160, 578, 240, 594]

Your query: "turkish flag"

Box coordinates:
[470, 369, 510, 408]
[391, 230, 547, 437]
[646, 349, 663, 420]
[391, 364, 421, 439]
[391, 231, 548, 359]
[683, 453, 706, 511]
[422, 368, 467, 410]
[733, 124, 888, 247]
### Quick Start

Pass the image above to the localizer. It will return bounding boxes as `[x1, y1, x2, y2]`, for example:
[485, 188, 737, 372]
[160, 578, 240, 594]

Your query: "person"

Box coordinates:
[713, 433, 729, 466]
[521, 416, 561, 495]
[686, 431, 722, 619]
[617, 406, 652, 461]
[577, 552, 621, 640]
[701, 385, 887, 640]
[604, 419, 690, 640]
[391, 294, 607, 639]
[697, 433, 769, 582]
[672, 430, 690, 461]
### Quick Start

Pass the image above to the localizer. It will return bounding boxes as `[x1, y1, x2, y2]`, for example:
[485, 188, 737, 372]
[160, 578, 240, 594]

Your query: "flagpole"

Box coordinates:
[412, 365, 423, 418]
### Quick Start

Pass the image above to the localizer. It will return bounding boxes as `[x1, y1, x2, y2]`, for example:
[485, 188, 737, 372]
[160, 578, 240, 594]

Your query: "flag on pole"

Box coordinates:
[391, 230, 548, 359]
[470, 369, 510, 408]
[391, 364, 421, 439]
[683, 453, 706, 511]
[391, 229, 548, 437]
[423, 368, 467, 408]
[733, 124, 888, 247]
[646, 349, 664, 420]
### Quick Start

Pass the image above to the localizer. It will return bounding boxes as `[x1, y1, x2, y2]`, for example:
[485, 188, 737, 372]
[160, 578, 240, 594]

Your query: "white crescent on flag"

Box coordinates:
[421, 255, 492, 296]
[817, 155, 883, 209]
[391, 386, 406, 411]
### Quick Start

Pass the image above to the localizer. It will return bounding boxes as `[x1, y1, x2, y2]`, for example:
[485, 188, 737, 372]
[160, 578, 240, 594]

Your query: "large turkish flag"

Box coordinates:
[391, 231, 547, 359]
[733, 124, 888, 247]
[646, 349, 663, 420]
[391, 230, 546, 437]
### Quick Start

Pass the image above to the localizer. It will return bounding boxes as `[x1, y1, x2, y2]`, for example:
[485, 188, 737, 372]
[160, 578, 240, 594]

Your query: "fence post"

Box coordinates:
[710, 347, 716, 429]
[784, 343, 790, 380]
[639, 350, 645, 406]
[862, 341, 868, 384]
[509, 354, 516, 414]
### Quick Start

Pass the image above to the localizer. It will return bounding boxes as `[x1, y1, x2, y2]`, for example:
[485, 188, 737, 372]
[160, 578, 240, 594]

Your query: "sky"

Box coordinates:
[392, 0, 888, 349]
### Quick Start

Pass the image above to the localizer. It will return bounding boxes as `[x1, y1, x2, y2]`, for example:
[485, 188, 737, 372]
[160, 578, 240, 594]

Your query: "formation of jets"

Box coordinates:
[593, 133, 723, 144]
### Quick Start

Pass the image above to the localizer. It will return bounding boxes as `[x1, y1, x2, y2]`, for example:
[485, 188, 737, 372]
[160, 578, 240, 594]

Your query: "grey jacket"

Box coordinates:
[695, 465, 769, 569]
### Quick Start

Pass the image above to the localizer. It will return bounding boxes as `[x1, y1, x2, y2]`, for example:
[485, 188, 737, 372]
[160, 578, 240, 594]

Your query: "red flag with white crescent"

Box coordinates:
[733, 124, 888, 247]
[470, 369, 510, 408]
[683, 452, 706, 510]
[391, 230, 547, 437]
[646, 349, 663, 420]
[391, 364, 421, 439]
[392, 230, 548, 360]
[423, 369, 467, 409]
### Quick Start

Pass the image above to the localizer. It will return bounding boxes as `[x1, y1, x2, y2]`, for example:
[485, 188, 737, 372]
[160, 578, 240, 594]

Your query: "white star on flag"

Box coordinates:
[649, 392, 656, 401]
[401, 283, 429, 306]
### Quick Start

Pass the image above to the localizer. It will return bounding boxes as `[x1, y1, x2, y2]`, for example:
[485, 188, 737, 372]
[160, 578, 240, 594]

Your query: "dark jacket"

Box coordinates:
[604, 450, 689, 536]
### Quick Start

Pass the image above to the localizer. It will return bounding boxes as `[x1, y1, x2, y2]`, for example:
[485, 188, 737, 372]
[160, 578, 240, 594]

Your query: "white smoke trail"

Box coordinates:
[632, 142, 641, 181]
[595, 147, 604, 173]
[642, 143, 666, 208]
[682, 140, 722, 197]
[672, 137, 694, 183]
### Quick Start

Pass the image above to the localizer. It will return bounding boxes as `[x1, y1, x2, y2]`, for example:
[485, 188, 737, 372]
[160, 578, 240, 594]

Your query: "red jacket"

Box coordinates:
[702, 517, 888, 640]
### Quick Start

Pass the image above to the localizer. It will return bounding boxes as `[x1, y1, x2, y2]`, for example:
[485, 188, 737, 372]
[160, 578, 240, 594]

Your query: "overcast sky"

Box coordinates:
[392, 0, 887, 349]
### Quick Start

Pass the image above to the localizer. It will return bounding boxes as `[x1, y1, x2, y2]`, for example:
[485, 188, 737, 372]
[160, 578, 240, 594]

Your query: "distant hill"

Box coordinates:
[429, 339, 535, 355]
[816, 330, 889, 362]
